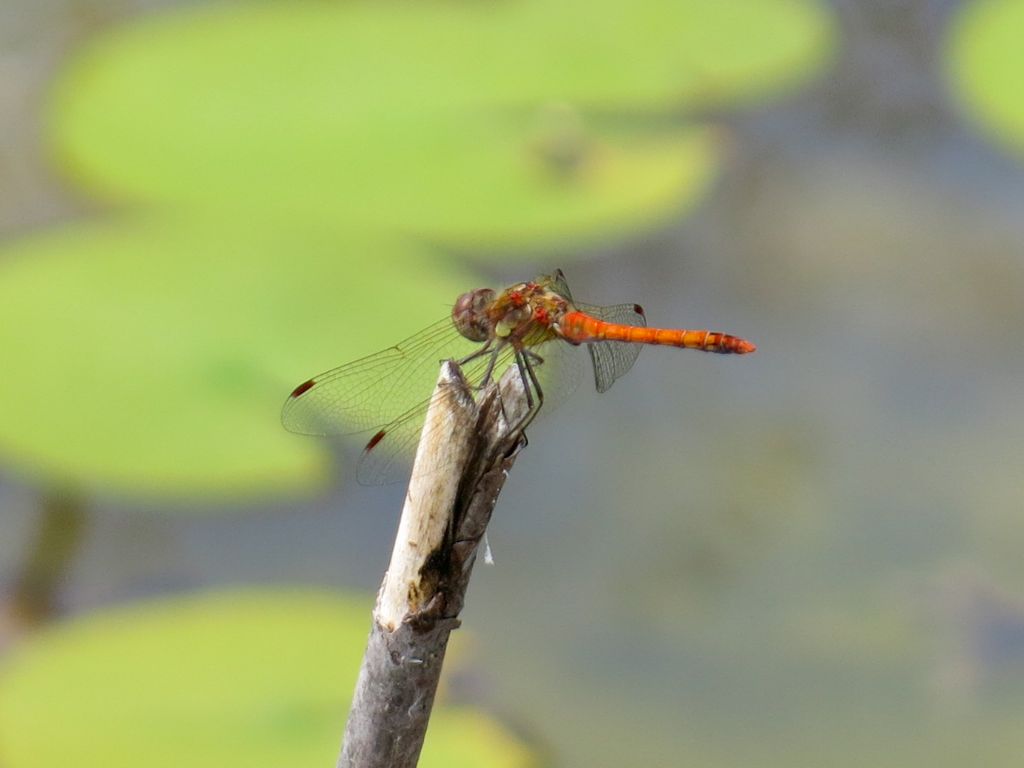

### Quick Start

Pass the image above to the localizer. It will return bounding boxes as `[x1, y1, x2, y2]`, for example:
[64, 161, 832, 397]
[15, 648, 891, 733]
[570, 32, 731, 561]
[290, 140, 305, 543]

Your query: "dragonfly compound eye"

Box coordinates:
[452, 288, 496, 342]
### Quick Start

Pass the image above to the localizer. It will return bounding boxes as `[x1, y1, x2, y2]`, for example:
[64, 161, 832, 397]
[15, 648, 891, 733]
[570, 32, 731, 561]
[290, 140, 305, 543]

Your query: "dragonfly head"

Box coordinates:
[452, 287, 496, 342]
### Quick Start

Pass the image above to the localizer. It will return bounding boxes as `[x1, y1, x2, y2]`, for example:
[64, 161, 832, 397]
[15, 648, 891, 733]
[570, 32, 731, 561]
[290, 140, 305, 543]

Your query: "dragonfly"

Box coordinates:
[282, 270, 755, 484]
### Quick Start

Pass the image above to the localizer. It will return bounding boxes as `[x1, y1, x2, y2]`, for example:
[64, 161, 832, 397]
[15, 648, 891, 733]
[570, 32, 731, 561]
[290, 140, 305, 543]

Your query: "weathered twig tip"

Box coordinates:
[338, 360, 531, 768]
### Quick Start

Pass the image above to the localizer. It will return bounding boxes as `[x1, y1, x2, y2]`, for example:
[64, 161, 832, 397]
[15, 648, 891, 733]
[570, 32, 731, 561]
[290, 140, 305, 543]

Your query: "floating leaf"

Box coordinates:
[0, 217, 479, 498]
[470, 0, 835, 110]
[49, 0, 833, 250]
[0, 589, 537, 768]
[949, 0, 1024, 157]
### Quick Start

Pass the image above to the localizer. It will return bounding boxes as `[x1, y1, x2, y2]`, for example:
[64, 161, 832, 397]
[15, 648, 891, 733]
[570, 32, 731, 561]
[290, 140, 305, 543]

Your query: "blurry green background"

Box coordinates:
[2, 0, 1024, 766]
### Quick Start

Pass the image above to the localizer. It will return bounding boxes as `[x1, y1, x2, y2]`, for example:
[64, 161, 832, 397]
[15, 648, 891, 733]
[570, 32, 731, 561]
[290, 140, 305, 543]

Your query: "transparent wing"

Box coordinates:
[548, 268, 574, 300]
[546, 268, 647, 392]
[281, 317, 480, 436]
[355, 342, 521, 485]
[576, 301, 647, 393]
[356, 331, 590, 485]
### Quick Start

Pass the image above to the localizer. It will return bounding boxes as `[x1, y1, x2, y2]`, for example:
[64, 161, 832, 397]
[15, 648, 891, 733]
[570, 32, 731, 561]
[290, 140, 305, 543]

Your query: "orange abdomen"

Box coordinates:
[560, 311, 756, 354]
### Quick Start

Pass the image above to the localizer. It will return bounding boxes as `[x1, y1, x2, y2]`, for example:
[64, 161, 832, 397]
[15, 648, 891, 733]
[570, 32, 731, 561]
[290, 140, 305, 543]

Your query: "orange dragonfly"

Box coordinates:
[282, 270, 755, 484]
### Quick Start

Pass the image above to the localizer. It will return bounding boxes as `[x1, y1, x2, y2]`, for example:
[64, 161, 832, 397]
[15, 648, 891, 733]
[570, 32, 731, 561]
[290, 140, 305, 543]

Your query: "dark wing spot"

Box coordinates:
[633, 304, 645, 317]
[290, 379, 316, 398]
[365, 430, 387, 452]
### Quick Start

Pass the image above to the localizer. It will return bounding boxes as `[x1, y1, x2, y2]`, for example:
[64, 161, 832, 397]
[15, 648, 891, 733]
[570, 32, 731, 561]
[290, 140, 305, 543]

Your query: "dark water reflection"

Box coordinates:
[3, 1, 1024, 766]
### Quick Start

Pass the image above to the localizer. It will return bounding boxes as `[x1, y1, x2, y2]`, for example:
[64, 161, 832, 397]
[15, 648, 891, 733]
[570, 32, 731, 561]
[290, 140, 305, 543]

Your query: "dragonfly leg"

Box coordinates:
[456, 340, 505, 391]
[455, 339, 493, 368]
[523, 348, 544, 369]
[476, 346, 502, 390]
[513, 347, 545, 421]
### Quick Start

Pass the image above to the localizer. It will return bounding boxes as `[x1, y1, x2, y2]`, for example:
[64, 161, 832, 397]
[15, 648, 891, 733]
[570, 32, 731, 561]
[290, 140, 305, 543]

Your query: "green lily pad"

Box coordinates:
[51, 0, 834, 120]
[49, 0, 833, 250]
[0, 217, 479, 498]
[949, 0, 1024, 157]
[421, 707, 539, 768]
[478, 0, 835, 109]
[0, 588, 537, 768]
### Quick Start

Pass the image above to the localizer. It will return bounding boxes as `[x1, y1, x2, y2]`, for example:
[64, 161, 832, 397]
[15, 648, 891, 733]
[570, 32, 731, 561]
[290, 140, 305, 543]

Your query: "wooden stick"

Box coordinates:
[338, 361, 530, 768]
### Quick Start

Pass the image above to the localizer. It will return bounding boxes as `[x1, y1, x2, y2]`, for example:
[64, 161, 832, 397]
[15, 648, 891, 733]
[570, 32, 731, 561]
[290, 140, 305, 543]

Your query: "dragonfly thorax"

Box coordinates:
[453, 282, 570, 345]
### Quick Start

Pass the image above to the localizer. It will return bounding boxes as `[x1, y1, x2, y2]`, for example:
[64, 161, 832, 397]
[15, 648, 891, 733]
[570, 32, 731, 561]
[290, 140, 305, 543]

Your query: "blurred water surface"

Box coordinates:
[3, 1, 1024, 766]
